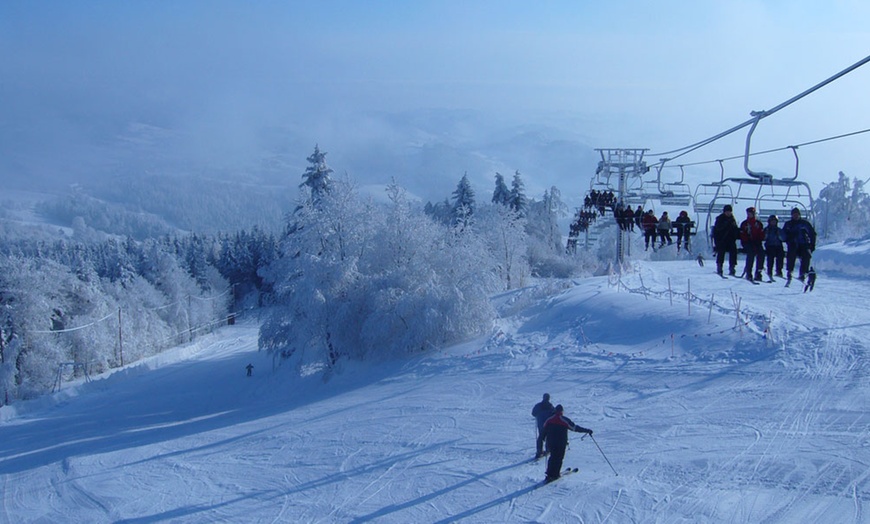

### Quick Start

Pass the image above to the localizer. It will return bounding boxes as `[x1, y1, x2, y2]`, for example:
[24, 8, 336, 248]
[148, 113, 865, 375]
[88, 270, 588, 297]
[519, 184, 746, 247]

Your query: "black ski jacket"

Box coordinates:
[712, 213, 739, 249]
[531, 400, 555, 429]
[542, 412, 591, 449]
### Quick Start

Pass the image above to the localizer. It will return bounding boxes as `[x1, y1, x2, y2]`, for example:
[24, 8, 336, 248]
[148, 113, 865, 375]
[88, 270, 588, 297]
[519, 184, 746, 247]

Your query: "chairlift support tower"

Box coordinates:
[595, 148, 649, 266]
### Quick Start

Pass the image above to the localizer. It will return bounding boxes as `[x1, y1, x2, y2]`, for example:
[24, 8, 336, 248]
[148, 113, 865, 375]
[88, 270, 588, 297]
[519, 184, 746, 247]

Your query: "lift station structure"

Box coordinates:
[594, 148, 649, 265]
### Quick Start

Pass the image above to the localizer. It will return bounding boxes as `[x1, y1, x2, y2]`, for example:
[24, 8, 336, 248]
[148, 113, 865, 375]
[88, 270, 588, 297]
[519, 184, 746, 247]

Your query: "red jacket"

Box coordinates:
[740, 217, 765, 243]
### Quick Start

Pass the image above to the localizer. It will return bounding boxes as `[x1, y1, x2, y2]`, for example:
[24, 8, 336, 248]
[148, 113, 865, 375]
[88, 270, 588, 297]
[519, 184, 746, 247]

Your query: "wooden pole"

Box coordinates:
[687, 279, 692, 316]
[708, 294, 714, 323]
[118, 307, 124, 367]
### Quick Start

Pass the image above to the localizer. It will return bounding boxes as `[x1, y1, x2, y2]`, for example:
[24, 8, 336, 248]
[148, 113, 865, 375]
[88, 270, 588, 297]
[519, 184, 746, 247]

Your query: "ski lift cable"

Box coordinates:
[671, 126, 870, 169]
[648, 53, 870, 163]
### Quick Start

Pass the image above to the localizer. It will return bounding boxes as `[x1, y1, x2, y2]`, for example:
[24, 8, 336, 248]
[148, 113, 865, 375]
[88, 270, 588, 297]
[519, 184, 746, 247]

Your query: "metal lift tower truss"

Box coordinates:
[595, 148, 649, 266]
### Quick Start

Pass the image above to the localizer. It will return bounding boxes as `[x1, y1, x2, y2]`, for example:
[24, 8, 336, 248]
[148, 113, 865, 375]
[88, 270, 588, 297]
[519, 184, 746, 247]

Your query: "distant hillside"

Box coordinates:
[0, 109, 599, 234]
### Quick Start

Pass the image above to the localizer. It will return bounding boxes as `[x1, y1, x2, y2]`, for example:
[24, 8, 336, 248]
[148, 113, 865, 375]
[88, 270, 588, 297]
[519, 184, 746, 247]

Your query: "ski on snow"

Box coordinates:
[541, 468, 579, 485]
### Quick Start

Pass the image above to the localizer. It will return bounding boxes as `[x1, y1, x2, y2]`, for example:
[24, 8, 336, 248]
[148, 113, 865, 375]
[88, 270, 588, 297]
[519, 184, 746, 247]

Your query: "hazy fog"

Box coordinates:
[2, 1, 869, 203]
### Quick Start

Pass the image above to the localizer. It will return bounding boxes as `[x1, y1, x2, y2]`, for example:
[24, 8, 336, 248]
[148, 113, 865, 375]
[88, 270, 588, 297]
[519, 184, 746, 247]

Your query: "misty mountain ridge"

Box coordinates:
[1, 109, 598, 236]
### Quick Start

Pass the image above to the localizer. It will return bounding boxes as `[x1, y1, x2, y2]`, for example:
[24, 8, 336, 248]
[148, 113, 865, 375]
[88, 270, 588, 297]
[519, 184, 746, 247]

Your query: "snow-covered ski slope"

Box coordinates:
[1, 257, 869, 523]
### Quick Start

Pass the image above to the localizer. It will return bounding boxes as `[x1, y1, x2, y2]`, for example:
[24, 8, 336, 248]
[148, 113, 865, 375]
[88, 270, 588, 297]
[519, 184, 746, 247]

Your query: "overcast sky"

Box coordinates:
[2, 1, 869, 191]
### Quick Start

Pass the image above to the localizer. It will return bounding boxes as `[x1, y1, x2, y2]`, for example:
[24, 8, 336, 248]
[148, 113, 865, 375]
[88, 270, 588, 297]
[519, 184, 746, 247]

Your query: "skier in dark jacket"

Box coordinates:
[763, 215, 785, 280]
[712, 204, 739, 276]
[739, 207, 765, 281]
[782, 207, 817, 283]
[541, 404, 592, 482]
[674, 210, 693, 253]
[531, 393, 555, 459]
[642, 210, 658, 251]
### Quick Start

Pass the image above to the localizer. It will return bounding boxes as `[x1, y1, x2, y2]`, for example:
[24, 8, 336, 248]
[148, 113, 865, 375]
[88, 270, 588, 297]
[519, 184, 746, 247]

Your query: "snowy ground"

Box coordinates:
[1, 255, 869, 523]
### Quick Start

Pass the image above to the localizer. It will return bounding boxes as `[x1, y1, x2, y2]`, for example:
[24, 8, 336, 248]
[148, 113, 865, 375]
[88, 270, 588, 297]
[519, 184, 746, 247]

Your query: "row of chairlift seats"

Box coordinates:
[579, 111, 816, 250]
[569, 181, 812, 250]
[568, 193, 699, 247]
[594, 166, 813, 236]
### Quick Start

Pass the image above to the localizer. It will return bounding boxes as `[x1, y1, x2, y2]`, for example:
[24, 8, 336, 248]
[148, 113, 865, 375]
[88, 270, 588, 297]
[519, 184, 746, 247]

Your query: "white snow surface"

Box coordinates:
[2, 257, 869, 523]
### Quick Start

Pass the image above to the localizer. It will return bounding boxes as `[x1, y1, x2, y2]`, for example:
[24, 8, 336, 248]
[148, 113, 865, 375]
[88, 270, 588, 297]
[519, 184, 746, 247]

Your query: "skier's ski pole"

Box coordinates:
[590, 434, 618, 476]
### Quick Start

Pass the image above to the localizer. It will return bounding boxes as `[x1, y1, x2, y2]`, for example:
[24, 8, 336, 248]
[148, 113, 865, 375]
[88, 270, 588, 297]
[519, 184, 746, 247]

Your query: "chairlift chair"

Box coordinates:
[660, 166, 693, 206]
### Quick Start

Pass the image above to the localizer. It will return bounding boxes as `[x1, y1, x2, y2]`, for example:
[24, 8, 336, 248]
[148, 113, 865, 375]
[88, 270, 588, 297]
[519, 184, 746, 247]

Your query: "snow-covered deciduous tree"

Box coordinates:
[526, 187, 573, 277]
[815, 171, 870, 241]
[476, 204, 529, 290]
[361, 182, 498, 357]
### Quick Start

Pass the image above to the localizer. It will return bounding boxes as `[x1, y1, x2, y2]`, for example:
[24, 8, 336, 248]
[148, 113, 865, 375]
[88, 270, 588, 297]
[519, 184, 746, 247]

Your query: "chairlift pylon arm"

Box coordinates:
[786, 145, 799, 182]
[654, 160, 667, 195]
[743, 115, 774, 184]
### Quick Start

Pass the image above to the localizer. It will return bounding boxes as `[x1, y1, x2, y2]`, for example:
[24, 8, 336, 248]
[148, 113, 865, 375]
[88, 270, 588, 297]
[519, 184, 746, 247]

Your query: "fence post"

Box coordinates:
[687, 279, 692, 316]
[118, 307, 124, 367]
[708, 294, 714, 323]
[668, 278, 673, 306]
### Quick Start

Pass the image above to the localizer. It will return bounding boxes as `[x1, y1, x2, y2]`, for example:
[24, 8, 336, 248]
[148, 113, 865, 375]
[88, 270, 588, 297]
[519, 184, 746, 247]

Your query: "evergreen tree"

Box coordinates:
[451, 173, 476, 228]
[492, 172, 510, 206]
[509, 170, 528, 216]
[300, 144, 334, 202]
[423, 199, 453, 225]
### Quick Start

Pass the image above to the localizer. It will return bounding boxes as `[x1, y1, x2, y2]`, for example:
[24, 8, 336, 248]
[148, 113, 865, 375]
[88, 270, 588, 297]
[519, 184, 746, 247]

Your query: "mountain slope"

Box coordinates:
[1, 259, 868, 523]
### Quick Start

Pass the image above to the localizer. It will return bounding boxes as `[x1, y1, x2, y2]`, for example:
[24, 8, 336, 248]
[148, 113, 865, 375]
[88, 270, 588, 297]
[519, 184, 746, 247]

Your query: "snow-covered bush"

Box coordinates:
[259, 178, 499, 370]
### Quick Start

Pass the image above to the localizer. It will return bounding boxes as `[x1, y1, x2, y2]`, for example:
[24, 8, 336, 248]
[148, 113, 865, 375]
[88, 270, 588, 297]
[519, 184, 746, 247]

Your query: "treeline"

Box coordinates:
[1, 145, 604, 402]
[37, 174, 293, 239]
[0, 228, 279, 403]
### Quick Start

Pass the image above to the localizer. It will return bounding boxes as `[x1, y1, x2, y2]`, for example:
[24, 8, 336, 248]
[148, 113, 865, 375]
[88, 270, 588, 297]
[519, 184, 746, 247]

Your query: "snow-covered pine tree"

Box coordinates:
[260, 176, 376, 369]
[423, 198, 453, 225]
[509, 170, 528, 217]
[492, 172, 511, 206]
[300, 144, 334, 202]
[451, 173, 476, 228]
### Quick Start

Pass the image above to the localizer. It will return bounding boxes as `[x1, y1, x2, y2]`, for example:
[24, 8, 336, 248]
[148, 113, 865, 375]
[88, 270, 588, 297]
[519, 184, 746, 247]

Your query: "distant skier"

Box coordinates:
[246, 363, 254, 377]
[531, 393, 555, 459]
[712, 204, 739, 276]
[803, 267, 817, 292]
[541, 404, 593, 483]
